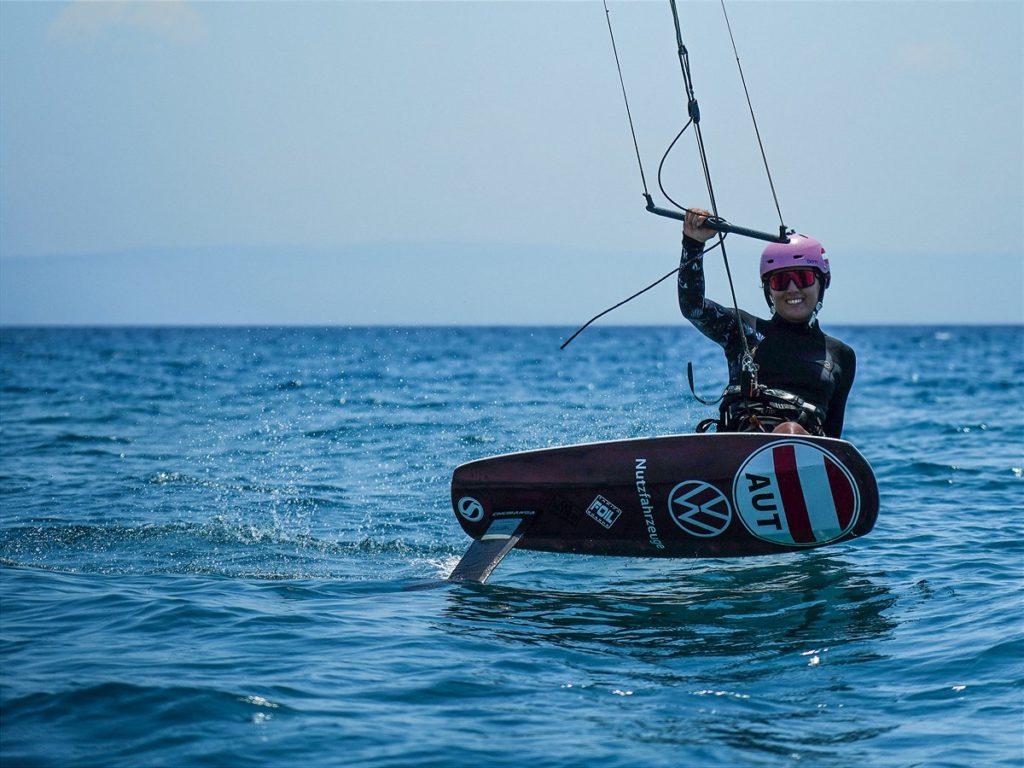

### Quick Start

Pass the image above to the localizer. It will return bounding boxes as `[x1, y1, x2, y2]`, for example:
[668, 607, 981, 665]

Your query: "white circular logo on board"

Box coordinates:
[457, 496, 485, 522]
[732, 440, 860, 546]
[667, 481, 732, 537]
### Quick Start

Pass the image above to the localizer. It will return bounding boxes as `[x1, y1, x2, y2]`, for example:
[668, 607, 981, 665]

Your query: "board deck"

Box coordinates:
[449, 433, 878, 581]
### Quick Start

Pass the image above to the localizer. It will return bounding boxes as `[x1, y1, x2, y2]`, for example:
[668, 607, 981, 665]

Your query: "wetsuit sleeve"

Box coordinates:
[823, 343, 856, 438]
[678, 236, 745, 348]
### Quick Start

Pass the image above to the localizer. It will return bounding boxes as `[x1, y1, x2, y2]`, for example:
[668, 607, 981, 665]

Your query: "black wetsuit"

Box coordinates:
[679, 236, 856, 438]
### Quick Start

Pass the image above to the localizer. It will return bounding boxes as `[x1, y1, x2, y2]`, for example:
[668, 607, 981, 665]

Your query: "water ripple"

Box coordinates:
[1, 325, 1022, 768]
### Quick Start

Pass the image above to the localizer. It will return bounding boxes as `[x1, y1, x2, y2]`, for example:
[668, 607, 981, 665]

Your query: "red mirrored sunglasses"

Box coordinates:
[766, 269, 818, 291]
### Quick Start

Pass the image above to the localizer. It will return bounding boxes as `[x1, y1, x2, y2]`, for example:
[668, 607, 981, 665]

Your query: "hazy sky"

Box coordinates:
[1, 1, 1021, 325]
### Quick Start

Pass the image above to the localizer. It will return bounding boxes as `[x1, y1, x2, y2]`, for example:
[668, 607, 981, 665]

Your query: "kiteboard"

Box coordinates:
[449, 433, 878, 583]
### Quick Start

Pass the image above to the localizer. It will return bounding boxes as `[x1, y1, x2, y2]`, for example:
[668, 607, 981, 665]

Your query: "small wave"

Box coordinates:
[2, 681, 295, 740]
[458, 433, 497, 446]
[146, 470, 195, 486]
[54, 432, 133, 445]
[0, 519, 459, 580]
[144, 470, 319, 499]
[302, 426, 356, 439]
[22, 413, 74, 425]
[881, 460, 985, 479]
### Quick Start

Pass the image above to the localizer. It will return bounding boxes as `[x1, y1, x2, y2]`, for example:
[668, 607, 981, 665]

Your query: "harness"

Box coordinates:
[695, 385, 826, 436]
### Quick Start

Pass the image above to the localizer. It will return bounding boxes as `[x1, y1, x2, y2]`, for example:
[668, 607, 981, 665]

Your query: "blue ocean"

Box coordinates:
[1, 325, 1022, 767]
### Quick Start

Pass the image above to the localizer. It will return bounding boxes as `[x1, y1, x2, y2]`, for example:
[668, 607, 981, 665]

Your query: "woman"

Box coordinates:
[680, 208, 856, 438]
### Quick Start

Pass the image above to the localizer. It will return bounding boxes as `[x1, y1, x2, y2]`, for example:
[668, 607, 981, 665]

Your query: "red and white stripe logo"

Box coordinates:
[732, 440, 860, 546]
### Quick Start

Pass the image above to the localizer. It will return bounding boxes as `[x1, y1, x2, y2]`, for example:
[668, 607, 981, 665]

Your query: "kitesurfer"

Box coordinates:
[680, 208, 856, 438]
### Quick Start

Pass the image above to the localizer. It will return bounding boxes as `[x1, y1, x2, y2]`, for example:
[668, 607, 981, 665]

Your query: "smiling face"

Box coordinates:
[767, 270, 822, 323]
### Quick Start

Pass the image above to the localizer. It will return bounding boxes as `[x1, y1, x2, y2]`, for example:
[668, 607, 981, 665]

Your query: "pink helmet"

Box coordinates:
[760, 234, 830, 287]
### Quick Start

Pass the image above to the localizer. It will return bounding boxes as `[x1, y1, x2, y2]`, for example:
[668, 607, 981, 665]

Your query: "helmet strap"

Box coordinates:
[808, 301, 823, 327]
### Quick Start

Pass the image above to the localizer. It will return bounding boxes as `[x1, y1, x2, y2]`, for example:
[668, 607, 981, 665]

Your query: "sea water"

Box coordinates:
[1, 325, 1022, 767]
